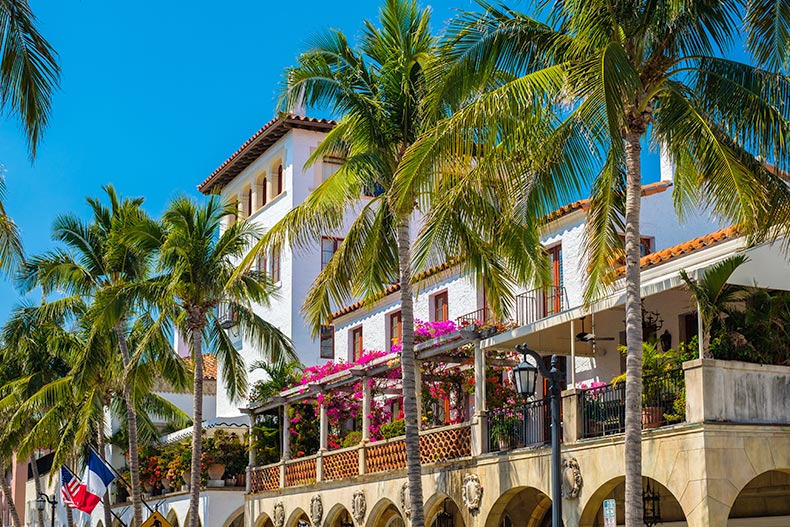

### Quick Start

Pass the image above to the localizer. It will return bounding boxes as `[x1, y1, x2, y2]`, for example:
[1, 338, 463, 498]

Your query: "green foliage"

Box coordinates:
[380, 418, 406, 439]
[248, 359, 303, 405]
[289, 402, 319, 457]
[341, 430, 363, 447]
[252, 413, 281, 466]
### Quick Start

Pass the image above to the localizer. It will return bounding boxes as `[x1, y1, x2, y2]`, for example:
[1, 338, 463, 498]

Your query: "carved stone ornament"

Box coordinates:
[561, 458, 583, 499]
[311, 494, 324, 527]
[462, 473, 483, 513]
[352, 490, 367, 524]
[273, 502, 285, 527]
[400, 482, 411, 518]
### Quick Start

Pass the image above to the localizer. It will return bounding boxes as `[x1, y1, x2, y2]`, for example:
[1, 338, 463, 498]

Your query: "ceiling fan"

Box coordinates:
[575, 317, 615, 343]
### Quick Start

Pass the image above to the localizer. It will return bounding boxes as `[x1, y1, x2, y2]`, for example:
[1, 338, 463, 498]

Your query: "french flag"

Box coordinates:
[70, 450, 116, 513]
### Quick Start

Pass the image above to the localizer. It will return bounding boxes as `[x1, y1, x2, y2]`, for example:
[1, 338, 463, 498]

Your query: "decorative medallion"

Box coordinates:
[561, 458, 583, 499]
[352, 490, 367, 524]
[462, 473, 483, 513]
[400, 482, 411, 518]
[273, 502, 285, 527]
[311, 494, 324, 527]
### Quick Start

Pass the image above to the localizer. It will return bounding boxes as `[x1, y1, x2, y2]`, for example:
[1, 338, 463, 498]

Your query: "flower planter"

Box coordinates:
[143, 482, 155, 494]
[459, 326, 480, 340]
[497, 434, 511, 451]
[208, 462, 226, 480]
[642, 406, 663, 429]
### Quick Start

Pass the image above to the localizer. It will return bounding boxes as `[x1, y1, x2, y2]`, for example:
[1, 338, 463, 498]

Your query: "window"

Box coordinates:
[546, 244, 563, 314]
[257, 174, 267, 208]
[351, 326, 363, 361]
[619, 234, 653, 257]
[320, 325, 335, 359]
[389, 311, 402, 349]
[271, 248, 281, 283]
[321, 237, 342, 270]
[255, 254, 267, 274]
[322, 156, 343, 182]
[433, 291, 449, 322]
[246, 187, 253, 217]
[277, 164, 284, 196]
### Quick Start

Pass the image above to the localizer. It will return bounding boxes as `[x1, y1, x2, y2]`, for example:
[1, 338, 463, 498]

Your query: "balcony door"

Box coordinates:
[544, 244, 563, 316]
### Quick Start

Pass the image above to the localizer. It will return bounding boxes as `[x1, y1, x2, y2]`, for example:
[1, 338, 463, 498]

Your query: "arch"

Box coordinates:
[256, 172, 268, 208]
[728, 469, 790, 523]
[97, 522, 104, 527]
[276, 164, 284, 196]
[578, 476, 686, 527]
[484, 486, 552, 527]
[254, 512, 274, 527]
[184, 510, 203, 527]
[323, 503, 353, 527]
[285, 507, 311, 527]
[167, 509, 180, 527]
[222, 506, 245, 527]
[368, 498, 405, 527]
[424, 493, 465, 527]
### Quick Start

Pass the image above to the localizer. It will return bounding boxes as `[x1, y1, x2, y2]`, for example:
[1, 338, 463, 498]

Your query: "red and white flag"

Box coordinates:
[67, 450, 117, 513]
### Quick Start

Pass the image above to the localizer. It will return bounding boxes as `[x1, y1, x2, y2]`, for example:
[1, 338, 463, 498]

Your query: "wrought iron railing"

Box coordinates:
[455, 307, 494, 327]
[515, 286, 567, 326]
[217, 301, 237, 329]
[487, 398, 554, 452]
[580, 368, 685, 438]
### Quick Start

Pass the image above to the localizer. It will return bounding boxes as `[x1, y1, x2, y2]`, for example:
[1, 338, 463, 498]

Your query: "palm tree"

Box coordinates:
[136, 195, 293, 527]
[16, 186, 176, 526]
[402, 1, 790, 524]
[680, 255, 749, 358]
[240, 3, 549, 527]
[0, 175, 22, 276]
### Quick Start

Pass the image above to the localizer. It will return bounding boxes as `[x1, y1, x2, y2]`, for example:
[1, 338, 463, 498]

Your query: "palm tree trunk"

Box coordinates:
[97, 425, 114, 527]
[30, 453, 46, 527]
[114, 324, 143, 527]
[623, 132, 644, 527]
[187, 324, 204, 527]
[397, 215, 425, 527]
[0, 462, 22, 527]
[66, 503, 74, 527]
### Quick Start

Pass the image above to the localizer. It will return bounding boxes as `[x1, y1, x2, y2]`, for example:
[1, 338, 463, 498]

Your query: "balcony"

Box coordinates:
[250, 424, 471, 493]
[515, 286, 567, 326]
[487, 397, 553, 452]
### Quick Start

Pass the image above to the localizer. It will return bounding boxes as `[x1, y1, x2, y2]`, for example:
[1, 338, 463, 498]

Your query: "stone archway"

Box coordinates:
[578, 476, 686, 527]
[484, 487, 553, 527]
[323, 503, 353, 527]
[254, 512, 275, 527]
[167, 509, 180, 527]
[285, 507, 311, 527]
[728, 469, 790, 525]
[425, 493, 465, 527]
[223, 506, 245, 527]
[368, 498, 405, 527]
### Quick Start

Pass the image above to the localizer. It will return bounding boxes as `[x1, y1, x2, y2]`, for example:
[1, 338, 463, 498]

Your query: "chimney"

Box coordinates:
[660, 144, 675, 182]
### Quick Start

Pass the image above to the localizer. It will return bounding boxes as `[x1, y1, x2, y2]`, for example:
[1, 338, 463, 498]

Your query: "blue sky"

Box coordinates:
[0, 0, 670, 321]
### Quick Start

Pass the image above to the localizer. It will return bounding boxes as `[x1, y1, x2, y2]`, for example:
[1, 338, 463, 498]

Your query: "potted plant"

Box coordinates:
[489, 412, 518, 451]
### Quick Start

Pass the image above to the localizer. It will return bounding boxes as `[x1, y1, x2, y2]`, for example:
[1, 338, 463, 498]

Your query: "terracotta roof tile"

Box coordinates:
[198, 114, 337, 194]
[330, 260, 456, 320]
[185, 353, 218, 380]
[614, 226, 739, 277]
[544, 181, 672, 223]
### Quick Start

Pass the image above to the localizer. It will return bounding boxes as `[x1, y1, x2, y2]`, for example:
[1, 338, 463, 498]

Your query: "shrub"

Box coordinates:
[380, 419, 405, 439]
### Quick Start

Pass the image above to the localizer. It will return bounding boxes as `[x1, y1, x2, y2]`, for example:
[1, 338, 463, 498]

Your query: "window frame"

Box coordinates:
[271, 248, 281, 283]
[276, 164, 284, 196]
[320, 236, 343, 270]
[388, 310, 402, 350]
[432, 290, 449, 322]
[320, 325, 335, 359]
[350, 326, 363, 361]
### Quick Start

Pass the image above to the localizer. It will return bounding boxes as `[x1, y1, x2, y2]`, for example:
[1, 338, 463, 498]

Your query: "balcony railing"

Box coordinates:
[580, 368, 685, 439]
[217, 302, 238, 329]
[455, 307, 494, 327]
[250, 424, 471, 493]
[487, 398, 555, 452]
[515, 286, 567, 326]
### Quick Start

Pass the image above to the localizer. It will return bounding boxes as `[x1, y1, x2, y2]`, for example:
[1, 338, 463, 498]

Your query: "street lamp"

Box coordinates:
[514, 345, 564, 527]
[36, 492, 56, 527]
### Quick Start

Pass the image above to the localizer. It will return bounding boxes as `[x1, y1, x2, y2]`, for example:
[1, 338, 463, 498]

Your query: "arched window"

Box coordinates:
[277, 164, 283, 195]
[257, 174, 267, 208]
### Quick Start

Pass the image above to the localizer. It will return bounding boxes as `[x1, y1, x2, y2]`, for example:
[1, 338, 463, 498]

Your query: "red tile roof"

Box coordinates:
[184, 353, 218, 380]
[614, 226, 739, 276]
[544, 181, 671, 223]
[198, 114, 337, 194]
[331, 260, 457, 320]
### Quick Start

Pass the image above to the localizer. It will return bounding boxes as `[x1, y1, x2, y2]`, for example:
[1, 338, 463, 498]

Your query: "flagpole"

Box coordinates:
[88, 446, 155, 514]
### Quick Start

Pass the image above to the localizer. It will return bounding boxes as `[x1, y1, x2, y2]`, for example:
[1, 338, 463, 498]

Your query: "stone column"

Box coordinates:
[281, 404, 290, 488]
[472, 339, 488, 455]
[246, 412, 256, 493]
[569, 319, 577, 386]
[319, 396, 328, 451]
[561, 388, 582, 443]
[361, 378, 371, 441]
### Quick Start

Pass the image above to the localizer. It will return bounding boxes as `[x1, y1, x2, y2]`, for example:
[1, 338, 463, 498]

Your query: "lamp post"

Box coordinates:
[513, 344, 564, 527]
[36, 492, 56, 527]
